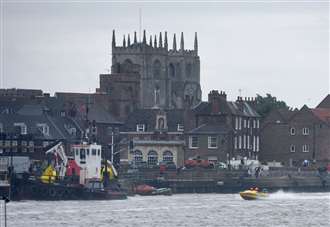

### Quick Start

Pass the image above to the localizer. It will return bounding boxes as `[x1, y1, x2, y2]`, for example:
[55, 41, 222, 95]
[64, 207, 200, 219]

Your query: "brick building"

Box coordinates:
[260, 94, 330, 167]
[185, 90, 261, 163]
[119, 108, 185, 168]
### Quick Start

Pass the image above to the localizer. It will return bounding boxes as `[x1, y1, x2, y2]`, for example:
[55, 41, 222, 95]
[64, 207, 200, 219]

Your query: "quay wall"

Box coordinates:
[119, 168, 330, 194]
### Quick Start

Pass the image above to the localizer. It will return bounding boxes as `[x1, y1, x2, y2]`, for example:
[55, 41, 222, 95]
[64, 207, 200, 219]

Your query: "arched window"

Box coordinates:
[163, 150, 173, 163]
[133, 150, 143, 163]
[175, 63, 181, 78]
[169, 63, 175, 77]
[122, 59, 133, 73]
[185, 63, 192, 77]
[153, 60, 161, 79]
[147, 150, 158, 166]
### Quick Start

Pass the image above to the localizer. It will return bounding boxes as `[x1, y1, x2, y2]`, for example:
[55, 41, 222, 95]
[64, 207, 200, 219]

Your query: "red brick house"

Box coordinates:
[185, 90, 261, 164]
[260, 95, 330, 167]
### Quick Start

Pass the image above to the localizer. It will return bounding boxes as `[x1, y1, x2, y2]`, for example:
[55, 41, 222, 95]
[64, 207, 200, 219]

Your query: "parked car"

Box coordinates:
[184, 159, 214, 169]
[216, 162, 228, 169]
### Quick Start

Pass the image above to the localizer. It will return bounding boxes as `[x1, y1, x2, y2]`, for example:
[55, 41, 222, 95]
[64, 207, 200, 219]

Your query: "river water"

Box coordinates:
[4, 192, 330, 227]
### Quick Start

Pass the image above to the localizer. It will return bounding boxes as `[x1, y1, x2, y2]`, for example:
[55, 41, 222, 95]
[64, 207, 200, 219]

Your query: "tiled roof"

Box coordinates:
[0, 114, 63, 140]
[187, 123, 229, 134]
[193, 101, 260, 117]
[277, 108, 297, 122]
[88, 104, 122, 124]
[17, 104, 44, 116]
[312, 108, 330, 124]
[317, 94, 330, 108]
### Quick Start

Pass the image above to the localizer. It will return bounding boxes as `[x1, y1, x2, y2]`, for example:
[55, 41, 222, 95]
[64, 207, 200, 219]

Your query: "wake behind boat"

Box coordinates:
[240, 188, 269, 200]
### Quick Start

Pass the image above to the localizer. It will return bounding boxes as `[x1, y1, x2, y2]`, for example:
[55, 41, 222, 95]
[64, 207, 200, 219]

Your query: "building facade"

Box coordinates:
[186, 90, 261, 163]
[260, 95, 330, 167]
[119, 109, 185, 168]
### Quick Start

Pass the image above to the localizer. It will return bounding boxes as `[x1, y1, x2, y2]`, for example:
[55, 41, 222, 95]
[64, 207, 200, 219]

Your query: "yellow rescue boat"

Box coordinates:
[239, 188, 269, 200]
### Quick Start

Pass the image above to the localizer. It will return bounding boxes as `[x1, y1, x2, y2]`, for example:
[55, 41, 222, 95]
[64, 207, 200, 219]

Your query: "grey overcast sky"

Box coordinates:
[1, 1, 329, 108]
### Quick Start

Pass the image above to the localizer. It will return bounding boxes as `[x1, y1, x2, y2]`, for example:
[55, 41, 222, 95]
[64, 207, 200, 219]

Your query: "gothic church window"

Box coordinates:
[185, 63, 192, 77]
[153, 60, 161, 79]
[176, 63, 181, 78]
[169, 63, 175, 77]
[122, 59, 133, 73]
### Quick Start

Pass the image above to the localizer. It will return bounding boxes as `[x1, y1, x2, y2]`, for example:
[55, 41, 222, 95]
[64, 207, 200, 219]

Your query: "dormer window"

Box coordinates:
[136, 124, 145, 132]
[177, 124, 184, 132]
[64, 124, 77, 136]
[70, 127, 77, 136]
[37, 123, 49, 136]
[14, 122, 27, 135]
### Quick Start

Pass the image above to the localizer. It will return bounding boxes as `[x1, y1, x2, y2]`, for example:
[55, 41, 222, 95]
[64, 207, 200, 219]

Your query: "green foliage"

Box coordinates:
[255, 94, 289, 118]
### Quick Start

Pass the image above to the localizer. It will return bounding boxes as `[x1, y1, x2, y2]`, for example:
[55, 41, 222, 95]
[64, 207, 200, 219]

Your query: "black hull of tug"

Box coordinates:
[10, 178, 127, 201]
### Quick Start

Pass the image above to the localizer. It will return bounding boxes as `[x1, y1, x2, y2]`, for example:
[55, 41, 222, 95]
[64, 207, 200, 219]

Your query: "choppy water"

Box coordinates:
[4, 192, 330, 227]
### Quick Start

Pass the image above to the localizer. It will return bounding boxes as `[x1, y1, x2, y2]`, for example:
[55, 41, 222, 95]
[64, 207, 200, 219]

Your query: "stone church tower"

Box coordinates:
[110, 30, 201, 109]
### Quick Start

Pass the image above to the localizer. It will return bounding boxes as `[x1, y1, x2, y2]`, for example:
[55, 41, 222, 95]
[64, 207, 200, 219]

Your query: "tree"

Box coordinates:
[255, 93, 289, 118]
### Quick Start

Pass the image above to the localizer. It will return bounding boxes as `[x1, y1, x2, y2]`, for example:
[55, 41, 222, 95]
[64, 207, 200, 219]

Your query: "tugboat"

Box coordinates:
[239, 187, 269, 200]
[10, 141, 127, 200]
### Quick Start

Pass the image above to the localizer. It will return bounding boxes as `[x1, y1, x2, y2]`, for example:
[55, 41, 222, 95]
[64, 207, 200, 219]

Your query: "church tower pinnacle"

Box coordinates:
[112, 30, 116, 48]
[134, 31, 137, 43]
[164, 31, 168, 50]
[143, 30, 146, 44]
[194, 32, 198, 54]
[123, 35, 126, 47]
[159, 32, 163, 48]
[180, 32, 184, 51]
[154, 35, 157, 48]
[127, 34, 131, 46]
[173, 34, 177, 51]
